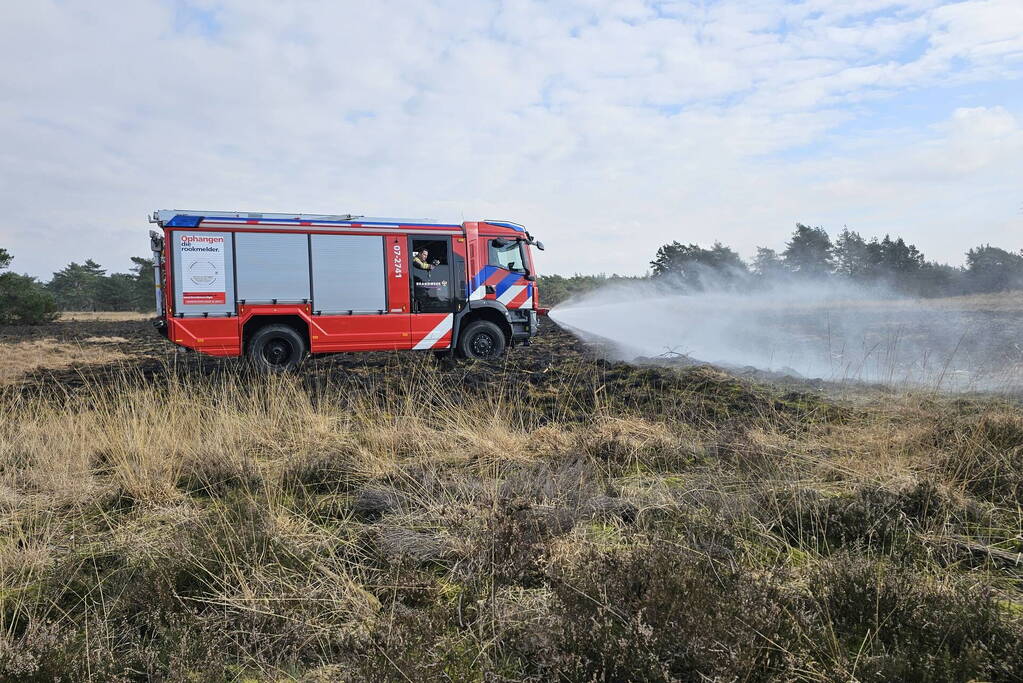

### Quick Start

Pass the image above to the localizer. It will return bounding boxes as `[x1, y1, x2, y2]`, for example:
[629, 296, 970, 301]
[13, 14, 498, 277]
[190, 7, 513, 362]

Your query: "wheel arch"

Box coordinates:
[242, 314, 310, 354]
[456, 303, 512, 345]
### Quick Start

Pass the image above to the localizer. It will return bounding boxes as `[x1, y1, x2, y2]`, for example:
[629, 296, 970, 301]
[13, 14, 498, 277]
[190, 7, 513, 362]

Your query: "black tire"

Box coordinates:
[457, 320, 507, 359]
[247, 324, 306, 371]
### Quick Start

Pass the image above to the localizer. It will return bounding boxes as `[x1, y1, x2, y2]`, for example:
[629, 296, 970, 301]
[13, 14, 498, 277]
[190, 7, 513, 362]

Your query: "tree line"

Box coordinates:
[4, 224, 1022, 322]
[0, 248, 154, 324]
[539, 225, 1023, 306]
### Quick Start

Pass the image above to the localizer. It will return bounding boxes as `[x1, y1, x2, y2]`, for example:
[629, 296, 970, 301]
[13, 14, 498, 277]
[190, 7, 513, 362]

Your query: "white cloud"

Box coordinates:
[0, 0, 1021, 279]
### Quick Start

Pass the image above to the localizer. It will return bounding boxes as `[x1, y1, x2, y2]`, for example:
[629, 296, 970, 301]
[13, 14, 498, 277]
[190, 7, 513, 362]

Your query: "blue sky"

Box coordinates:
[170, 1, 223, 38]
[1, 0, 1022, 278]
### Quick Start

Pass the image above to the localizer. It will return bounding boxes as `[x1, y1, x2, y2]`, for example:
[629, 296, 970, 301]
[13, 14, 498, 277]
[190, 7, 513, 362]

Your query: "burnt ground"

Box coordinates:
[3, 316, 842, 427]
[3, 316, 594, 390]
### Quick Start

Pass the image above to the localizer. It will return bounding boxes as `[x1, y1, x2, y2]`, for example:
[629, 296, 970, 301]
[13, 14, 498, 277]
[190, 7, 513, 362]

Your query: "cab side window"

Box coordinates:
[410, 238, 452, 313]
[488, 239, 524, 272]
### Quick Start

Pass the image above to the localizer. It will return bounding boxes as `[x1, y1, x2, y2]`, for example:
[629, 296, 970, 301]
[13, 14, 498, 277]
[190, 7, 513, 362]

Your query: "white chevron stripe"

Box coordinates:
[497, 285, 525, 306]
[413, 314, 453, 350]
[469, 285, 486, 300]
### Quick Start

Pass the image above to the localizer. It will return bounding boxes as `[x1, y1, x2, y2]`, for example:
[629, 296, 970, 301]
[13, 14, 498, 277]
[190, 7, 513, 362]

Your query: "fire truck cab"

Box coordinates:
[148, 210, 545, 369]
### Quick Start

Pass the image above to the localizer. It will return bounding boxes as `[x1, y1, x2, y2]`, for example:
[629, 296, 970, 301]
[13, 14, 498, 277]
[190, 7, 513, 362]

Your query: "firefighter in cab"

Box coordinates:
[413, 249, 439, 272]
[412, 248, 442, 309]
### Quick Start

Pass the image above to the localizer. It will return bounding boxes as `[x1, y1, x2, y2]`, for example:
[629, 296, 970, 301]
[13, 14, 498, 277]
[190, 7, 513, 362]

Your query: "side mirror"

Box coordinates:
[150, 230, 164, 252]
[534, 241, 545, 251]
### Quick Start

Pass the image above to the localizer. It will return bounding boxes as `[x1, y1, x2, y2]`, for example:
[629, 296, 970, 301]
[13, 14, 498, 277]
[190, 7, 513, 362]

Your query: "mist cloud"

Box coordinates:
[551, 276, 1023, 391]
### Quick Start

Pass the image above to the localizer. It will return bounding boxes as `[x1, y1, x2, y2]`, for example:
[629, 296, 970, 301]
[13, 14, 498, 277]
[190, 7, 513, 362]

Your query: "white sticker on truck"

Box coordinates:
[180, 234, 227, 305]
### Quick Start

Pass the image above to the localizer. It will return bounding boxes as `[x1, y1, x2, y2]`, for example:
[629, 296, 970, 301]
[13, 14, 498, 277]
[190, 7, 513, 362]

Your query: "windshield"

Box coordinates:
[489, 239, 526, 272]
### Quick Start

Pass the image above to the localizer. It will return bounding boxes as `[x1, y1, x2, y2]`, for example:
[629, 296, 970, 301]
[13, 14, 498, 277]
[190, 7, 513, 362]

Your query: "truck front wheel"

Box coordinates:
[457, 320, 506, 359]
[247, 324, 306, 371]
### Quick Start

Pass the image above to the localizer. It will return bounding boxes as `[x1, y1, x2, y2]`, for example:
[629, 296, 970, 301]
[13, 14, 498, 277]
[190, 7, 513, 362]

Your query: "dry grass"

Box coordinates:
[921, 290, 1023, 311]
[57, 311, 152, 321]
[811, 290, 1023, 312]
[0, 358, 1021, 680]
[81, 335, 130, 343]
[0, 339, 130, 383]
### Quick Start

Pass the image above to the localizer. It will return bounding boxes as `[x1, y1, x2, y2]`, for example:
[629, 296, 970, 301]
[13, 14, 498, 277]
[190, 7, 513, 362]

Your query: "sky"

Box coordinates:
[1, 0, 1022, 279]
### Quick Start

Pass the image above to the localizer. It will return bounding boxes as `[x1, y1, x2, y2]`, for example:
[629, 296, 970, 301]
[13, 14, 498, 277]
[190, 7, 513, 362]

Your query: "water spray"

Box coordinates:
[550, 278, 1023, 392]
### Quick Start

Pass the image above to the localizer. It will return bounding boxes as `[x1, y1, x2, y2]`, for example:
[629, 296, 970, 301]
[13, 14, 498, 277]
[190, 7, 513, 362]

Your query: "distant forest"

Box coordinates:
[3, 222, 1022, 324]
[0, 248, 154, 323]
[538, 224, 1023, 306]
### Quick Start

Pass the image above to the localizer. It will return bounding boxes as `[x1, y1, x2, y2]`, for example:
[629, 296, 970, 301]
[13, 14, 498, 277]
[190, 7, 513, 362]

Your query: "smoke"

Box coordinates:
[549, 275, 1023, 392]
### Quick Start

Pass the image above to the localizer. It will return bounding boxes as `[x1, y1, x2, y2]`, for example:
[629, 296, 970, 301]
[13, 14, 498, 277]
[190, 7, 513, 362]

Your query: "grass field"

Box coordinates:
[1, 314, 1022, 680]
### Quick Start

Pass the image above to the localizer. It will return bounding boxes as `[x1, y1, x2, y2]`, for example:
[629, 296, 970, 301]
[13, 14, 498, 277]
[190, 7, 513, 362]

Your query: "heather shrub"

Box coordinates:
[543, 543, 802, 681]
[807, 555, 1023, 682]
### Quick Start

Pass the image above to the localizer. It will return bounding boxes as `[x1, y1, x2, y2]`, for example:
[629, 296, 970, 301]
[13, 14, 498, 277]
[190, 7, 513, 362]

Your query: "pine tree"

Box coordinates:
[965, 245, 1023, 293]
[48, 259, 107, 310]
[650, 241, 748, 289]
[833, 229, 870, 279]
[782, 224, 833, 277]
[751, 247, 786, 279]
[129, 256, 156, 311]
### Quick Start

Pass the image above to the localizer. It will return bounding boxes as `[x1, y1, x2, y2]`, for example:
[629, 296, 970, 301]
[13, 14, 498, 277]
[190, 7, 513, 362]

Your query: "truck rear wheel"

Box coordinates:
[247, 324, 306, 371]
[457, 320, 506, 359]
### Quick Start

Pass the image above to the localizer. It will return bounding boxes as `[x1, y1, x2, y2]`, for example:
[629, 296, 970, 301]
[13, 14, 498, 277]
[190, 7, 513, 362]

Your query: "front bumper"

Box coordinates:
[509, 308, 538, 340]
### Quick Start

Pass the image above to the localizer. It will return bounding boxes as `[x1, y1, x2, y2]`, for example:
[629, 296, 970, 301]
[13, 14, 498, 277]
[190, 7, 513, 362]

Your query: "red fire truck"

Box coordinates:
[148, 210, 546, 369]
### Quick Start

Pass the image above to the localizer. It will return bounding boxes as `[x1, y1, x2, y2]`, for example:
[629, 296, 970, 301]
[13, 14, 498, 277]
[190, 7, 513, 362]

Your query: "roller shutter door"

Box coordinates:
[235, 232, 310, 303]
[311, 235, 386, 314]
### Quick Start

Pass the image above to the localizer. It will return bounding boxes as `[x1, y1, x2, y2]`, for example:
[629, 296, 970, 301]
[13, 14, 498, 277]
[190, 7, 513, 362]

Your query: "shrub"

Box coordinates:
[767, 480, 966, 557]
[939, 412, 1023, 505]
[544, 544, 801, 681]
[0, 270, 58, 324]
[808, 555, 1023, 681]
[475, 498, 577, 588]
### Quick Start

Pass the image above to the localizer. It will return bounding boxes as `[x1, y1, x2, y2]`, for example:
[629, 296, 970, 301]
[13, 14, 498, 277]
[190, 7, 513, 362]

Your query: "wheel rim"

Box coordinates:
[470, 331, 496, 357]
[262, 338, 294, 366]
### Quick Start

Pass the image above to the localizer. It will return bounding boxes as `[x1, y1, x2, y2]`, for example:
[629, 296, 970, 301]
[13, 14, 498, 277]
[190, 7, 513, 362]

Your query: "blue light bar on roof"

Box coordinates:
[165, 214, 204, 227]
